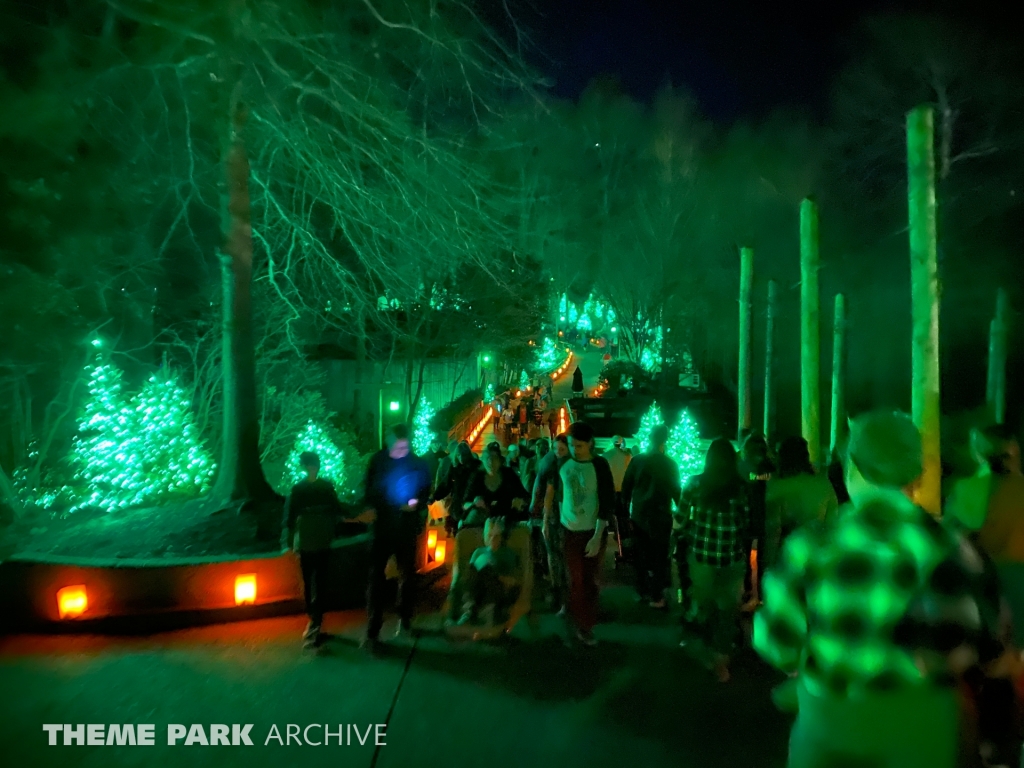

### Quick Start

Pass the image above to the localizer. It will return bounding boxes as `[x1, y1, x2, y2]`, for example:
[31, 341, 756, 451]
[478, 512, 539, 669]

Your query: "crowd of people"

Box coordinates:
[283, 402, 1024, 768]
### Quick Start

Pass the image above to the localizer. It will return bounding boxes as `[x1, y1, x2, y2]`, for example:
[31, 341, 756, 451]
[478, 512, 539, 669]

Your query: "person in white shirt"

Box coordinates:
[543, 421, 616, 646]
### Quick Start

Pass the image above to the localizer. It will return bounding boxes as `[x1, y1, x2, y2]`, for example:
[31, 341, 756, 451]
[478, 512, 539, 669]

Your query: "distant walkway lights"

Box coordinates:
[57, 585, 88, 619]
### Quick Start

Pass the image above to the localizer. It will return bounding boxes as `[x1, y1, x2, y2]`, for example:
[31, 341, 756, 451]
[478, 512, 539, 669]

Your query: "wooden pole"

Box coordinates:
[907, 105, 941, 515]
[987, 288, 1009, 424]
[738, 247, 754, 439]
[763, 279, 777, 441]
[800, 199, 821, 468]
[829, 294, 847, 456]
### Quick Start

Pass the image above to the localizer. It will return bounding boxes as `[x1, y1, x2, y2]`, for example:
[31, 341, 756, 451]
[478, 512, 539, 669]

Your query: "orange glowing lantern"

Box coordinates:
[434, 539, 447, 565]
[426, 528, 438, 550]
[234, 574, 257, 606]
[57, 585, 88, 619]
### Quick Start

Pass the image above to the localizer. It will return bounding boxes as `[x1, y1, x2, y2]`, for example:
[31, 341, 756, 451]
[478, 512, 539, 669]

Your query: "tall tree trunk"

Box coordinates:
[212, 90, 276, 508]
[763, 279, 777, 441]
[986, 288, 1008, 425]
[907, 105, 942, 515]
[737, 247, 754, 439]
[800, 198, 822, 468]
[829, 294, 847, 457]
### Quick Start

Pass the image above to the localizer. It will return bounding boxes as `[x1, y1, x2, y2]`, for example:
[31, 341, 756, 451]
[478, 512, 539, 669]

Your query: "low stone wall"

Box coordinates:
[0, 535, 375, 632]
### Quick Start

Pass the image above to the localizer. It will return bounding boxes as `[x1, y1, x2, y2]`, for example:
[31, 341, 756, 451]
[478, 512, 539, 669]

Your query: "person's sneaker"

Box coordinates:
[649, 598, 667, 609]
[576, 630, 598, 648]
[303, 621, 321, 641]
[303, 630, 321, 649]
[394, 620, 416, 640]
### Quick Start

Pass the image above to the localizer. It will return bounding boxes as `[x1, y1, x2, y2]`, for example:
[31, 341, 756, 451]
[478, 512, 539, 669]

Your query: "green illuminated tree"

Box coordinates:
[129, 369, 216, 505]
[71, 350, 135, 511]
[635, 402, 664, 454]
[668, 409, 704, 482]
[412, 395, 436, 456]
[285, 421, 346, 490]
[535, 337, 561, 373]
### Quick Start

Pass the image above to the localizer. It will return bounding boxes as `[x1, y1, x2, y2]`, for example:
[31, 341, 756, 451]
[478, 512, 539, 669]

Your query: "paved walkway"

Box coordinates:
[0, 557, 791, 768]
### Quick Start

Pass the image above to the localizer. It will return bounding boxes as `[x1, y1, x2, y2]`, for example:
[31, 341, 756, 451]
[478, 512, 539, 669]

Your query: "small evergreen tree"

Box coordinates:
[668, 409, 704, 482]
[412, 395, 437, 455]
[635, 402, 664, 454]
[285, 420, 346, 489]
[71, 350, 136, 511]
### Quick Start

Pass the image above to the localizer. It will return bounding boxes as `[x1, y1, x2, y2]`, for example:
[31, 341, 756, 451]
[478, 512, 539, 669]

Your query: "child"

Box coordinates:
[460, 517, 521, 626]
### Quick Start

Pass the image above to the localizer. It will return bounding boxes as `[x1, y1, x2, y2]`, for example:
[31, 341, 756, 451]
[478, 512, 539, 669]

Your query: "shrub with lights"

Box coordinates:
[127, 370, 216, 505]
[412, 395, 437, 455]
[70, 359, 217, 511]
[285, 420, 347, 489]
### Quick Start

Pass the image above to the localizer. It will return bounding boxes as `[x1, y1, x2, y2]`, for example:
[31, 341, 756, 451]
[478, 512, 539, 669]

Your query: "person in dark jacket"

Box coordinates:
[432, 441, 471, 534]
[361, 424, 433, 651]
[423, 436, 448, 495]
[622, 425, 681, 608]
[283, 451, 346, 647]
[464, 447, 530, 528]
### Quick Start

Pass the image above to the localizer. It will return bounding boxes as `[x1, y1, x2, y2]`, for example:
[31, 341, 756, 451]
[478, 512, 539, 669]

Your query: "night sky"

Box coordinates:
[489, 0, 1014, 120]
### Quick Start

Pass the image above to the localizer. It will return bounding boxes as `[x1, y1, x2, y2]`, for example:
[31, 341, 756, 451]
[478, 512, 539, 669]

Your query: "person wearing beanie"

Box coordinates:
[754, 410, 1005, 768]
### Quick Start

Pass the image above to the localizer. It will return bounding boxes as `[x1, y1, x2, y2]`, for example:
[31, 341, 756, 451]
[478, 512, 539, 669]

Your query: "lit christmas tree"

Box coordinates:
[519, 370, 530, 390]
[483, 382, 496, 403]
[285, 420, 346, 489]
[635, 402, 664, 454]
[412, 395, 437, 455]
[640, 325, 664, 372]
[71, 351, 137, 511]
[535, 337, 560, 372]
[668, 408, 705, 482]
[128, 370, 216, 505]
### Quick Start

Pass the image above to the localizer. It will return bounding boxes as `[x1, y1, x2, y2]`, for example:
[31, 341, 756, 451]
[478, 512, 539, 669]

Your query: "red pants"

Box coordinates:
[563, 528, 601, 633]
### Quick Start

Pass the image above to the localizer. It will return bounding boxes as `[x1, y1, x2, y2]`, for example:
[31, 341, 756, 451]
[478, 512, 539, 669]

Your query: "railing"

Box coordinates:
[449, 401, 495, 447]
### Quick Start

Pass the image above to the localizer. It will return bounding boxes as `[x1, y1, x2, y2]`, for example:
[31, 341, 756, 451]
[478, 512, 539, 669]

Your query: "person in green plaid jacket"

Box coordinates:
[677, 438, 752, 683]
[753, 411, 1004, 768]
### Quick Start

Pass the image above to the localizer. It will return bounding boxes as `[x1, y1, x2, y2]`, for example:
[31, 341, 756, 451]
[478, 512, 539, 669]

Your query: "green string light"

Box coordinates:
[412, 395, 437, 455]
